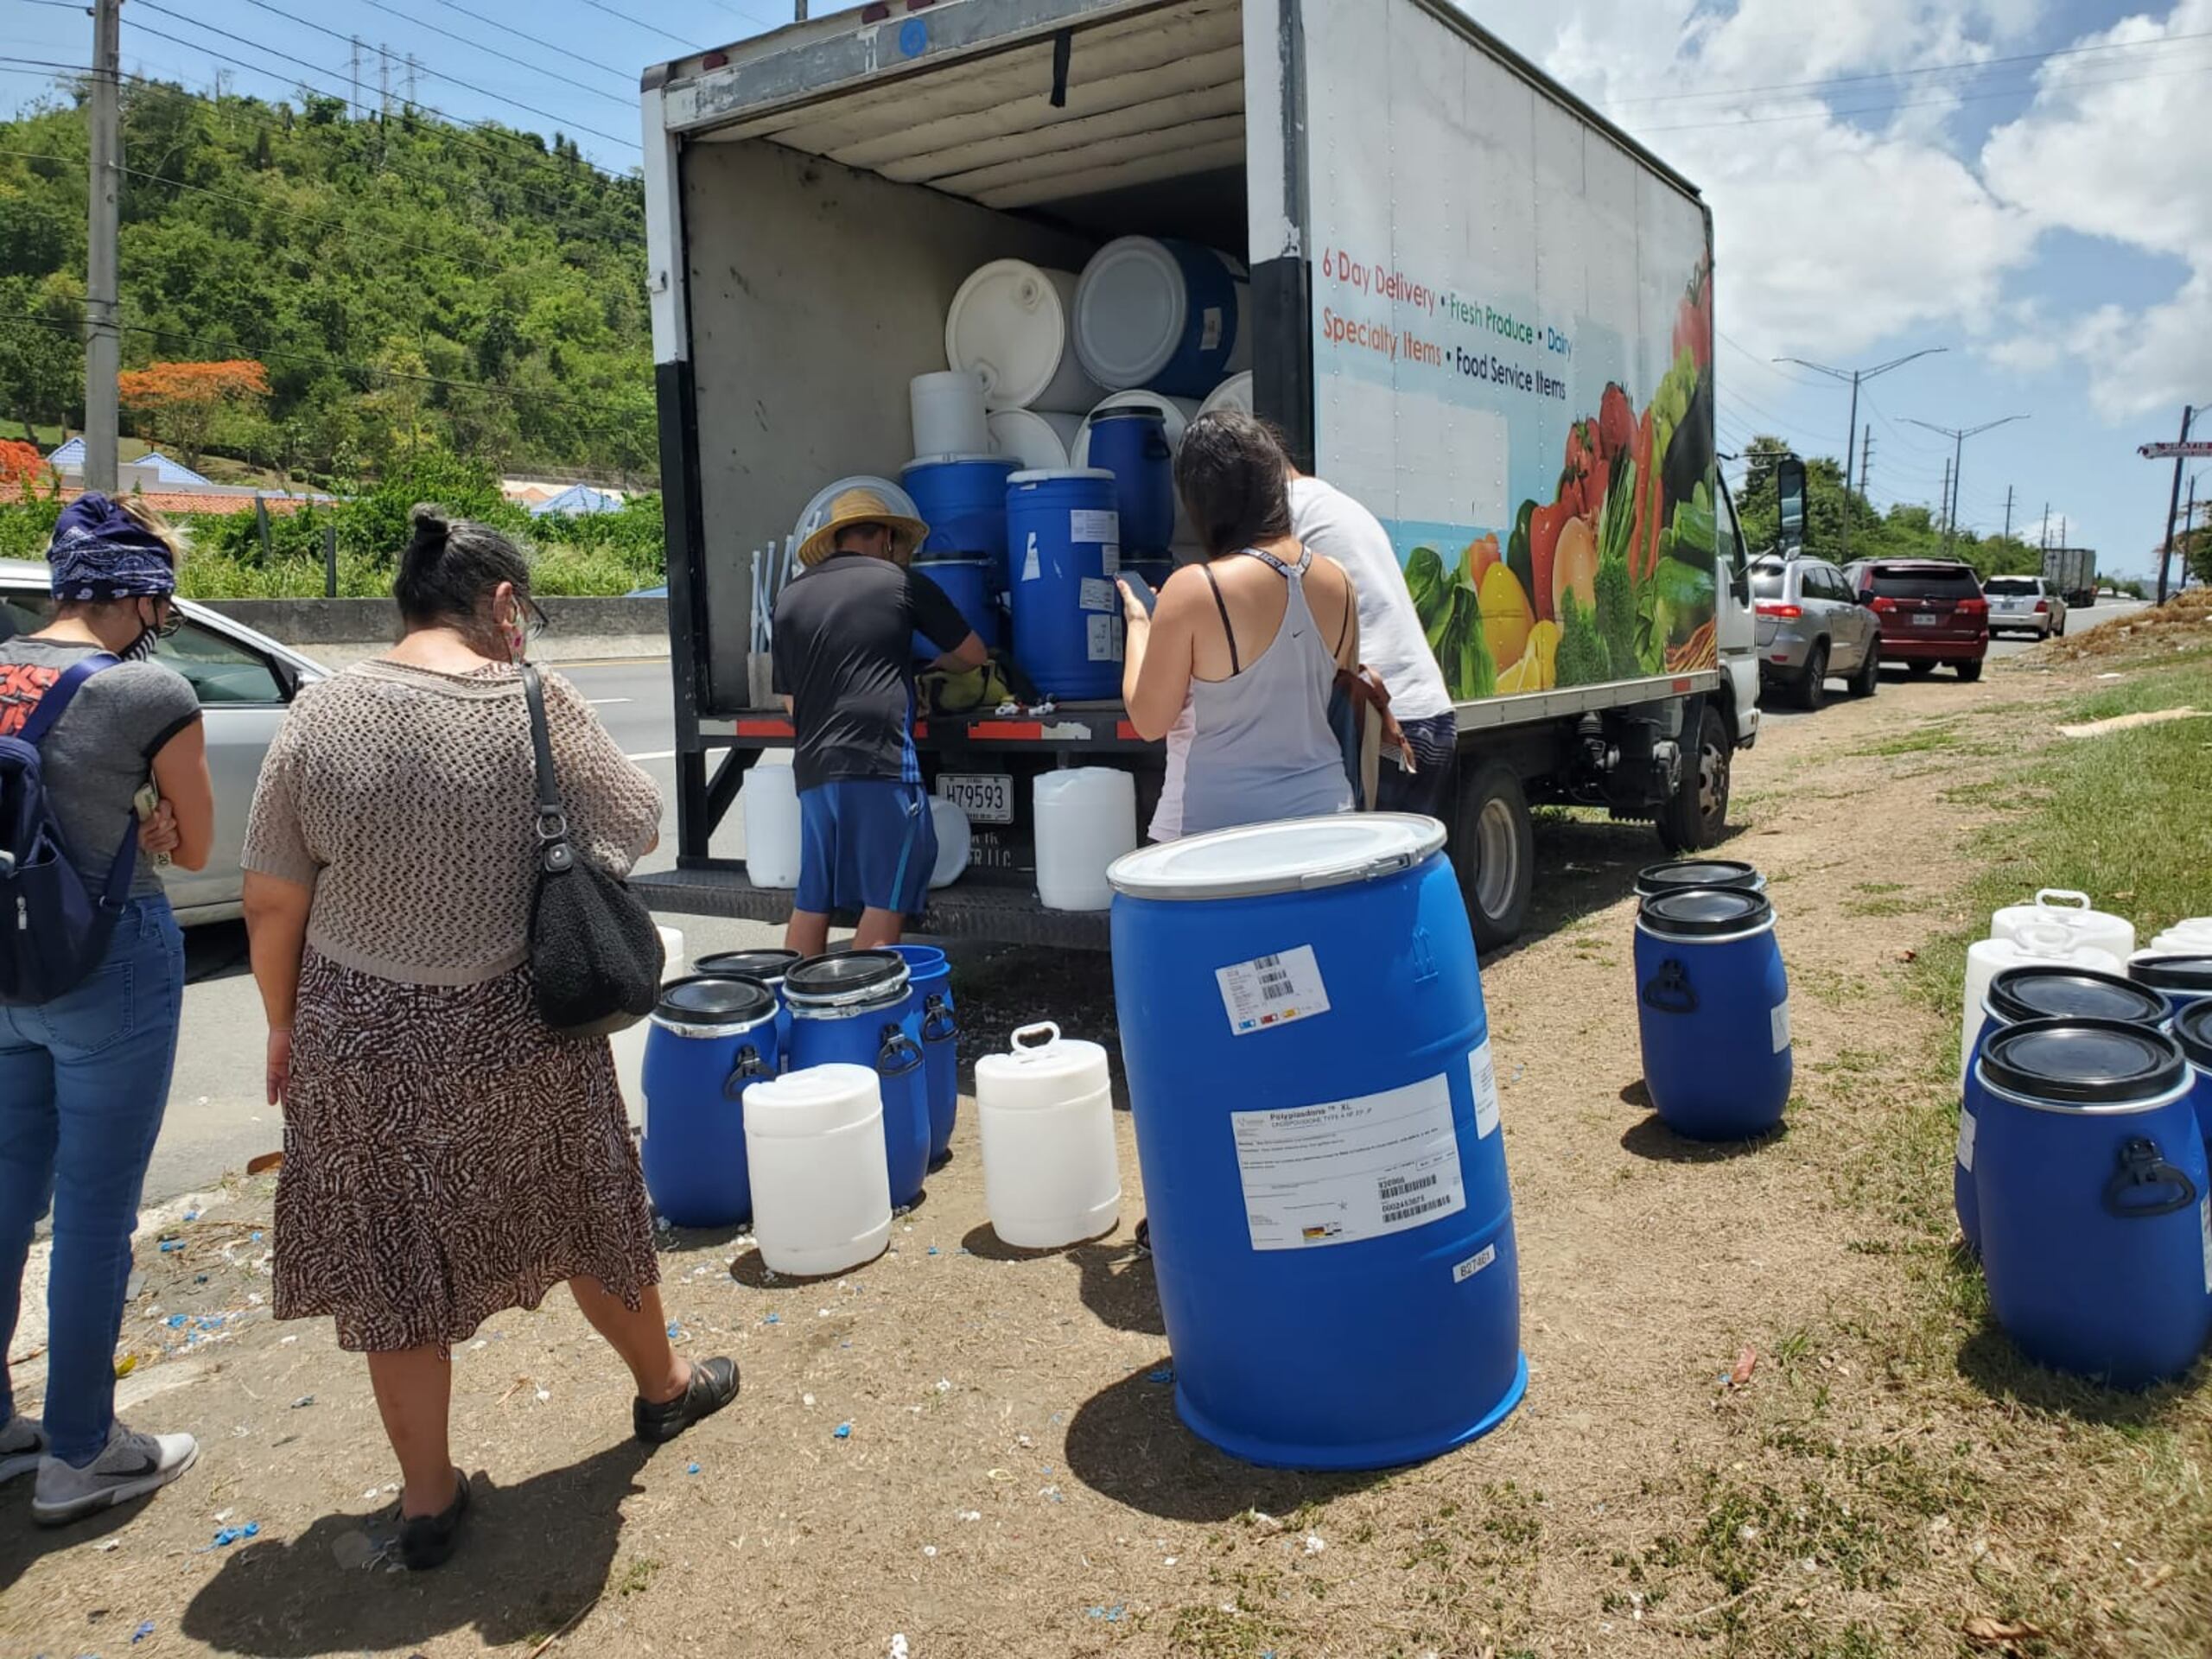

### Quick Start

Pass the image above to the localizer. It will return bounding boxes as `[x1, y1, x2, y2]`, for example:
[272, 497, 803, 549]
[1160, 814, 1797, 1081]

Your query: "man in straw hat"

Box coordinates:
[772, 486, 986, 953]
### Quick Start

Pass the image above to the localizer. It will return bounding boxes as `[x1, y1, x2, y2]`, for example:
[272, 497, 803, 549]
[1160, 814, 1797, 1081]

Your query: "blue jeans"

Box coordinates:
[0, 898, 185, 1465]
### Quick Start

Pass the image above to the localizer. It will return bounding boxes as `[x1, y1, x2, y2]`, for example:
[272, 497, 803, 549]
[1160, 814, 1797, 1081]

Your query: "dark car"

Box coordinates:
[1841, 559, 1989, 681]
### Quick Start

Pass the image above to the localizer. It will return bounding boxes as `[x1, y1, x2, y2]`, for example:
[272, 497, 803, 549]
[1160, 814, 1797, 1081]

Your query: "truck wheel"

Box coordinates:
[1657, 704, 1732, 855]
[1452, 761, 1533, 951]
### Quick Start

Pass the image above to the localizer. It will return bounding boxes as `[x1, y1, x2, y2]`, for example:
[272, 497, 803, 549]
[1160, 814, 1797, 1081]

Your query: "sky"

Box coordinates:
[4, 0, 2210, 579]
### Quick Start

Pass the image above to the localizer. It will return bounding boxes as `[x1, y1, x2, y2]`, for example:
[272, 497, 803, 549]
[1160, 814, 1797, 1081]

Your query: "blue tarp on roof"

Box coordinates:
[44, 439, 213, 486]
[528, 484, 623, 518]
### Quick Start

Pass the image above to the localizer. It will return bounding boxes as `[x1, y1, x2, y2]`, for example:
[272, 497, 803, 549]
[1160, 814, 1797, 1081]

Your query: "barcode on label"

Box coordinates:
[1378, 1173, 1440, 1202]
[1381, 1193, 1455, 1227]
[1250, 953, 1298, 1001]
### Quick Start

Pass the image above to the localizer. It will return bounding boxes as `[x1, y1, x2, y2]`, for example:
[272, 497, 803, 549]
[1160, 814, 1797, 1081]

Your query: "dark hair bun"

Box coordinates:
[410, 503, 453, 543]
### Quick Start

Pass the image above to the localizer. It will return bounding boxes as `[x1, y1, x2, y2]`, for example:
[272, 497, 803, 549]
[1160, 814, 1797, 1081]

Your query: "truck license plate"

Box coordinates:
[938, 773, 1014, 823]
[1911, 613, 1941, 626]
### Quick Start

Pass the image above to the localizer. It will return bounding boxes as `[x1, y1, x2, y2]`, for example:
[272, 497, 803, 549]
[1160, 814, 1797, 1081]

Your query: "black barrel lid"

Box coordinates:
[692, 948, 801, 983]
[785, 949, 906, 1002]
[1986, 964, 2170, 1028]
[654, 975, 776, 1027]
[1635, 858, 1762, 899]
[1979, 1016, 2188, 1104]
[2127, 954, 2212, 995]
[2176, 1001, 2212, 1071]
[1089, 404, 1165, 425]
[1638, 886, 1774, 938]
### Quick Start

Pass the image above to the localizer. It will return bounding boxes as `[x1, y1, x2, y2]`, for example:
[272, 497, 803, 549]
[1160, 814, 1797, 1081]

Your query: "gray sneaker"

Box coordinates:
[0, 1414, 44, 1482]
[31, 1421, 199, 1526]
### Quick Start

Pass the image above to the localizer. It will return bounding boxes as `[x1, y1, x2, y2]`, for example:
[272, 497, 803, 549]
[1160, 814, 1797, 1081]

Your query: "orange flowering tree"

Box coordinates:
[0, 439, 45, 499]
[116, 359, 271, 470]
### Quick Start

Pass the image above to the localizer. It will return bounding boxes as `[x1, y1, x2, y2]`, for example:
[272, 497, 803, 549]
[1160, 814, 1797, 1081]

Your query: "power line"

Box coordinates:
[427, 1, 631, 85]
[350, 0, 637, 110]
[1605, 27, 2212, 107]
[573, 0, 704, 52]
[225, 0, 641, 148]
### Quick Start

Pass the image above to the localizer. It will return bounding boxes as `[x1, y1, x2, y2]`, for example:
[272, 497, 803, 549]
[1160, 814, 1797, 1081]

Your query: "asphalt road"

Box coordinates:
[153, 658, 785, 1205]
[146, 601, 2157, 1200]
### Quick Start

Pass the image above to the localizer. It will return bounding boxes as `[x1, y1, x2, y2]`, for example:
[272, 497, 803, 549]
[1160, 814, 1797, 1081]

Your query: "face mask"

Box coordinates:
[121, 599, 171, 662]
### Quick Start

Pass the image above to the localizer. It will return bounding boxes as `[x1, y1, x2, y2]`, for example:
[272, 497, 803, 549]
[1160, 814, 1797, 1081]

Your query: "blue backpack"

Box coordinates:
[0, 653, 138, 1005]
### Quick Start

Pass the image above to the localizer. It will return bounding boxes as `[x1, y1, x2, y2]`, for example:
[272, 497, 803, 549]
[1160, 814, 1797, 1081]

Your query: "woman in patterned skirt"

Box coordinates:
[239, 505, 736, 1570]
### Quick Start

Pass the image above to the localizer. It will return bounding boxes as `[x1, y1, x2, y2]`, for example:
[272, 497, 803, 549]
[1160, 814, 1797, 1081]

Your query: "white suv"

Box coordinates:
[1983, 575, 2067, 639]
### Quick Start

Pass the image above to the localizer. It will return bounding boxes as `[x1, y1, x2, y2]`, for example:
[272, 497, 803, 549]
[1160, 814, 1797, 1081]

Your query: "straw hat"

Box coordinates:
[798, 486, 930, 567]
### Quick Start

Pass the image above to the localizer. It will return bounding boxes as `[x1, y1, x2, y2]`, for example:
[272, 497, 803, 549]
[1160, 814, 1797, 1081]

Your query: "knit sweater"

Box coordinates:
[242, 658, 661, 986]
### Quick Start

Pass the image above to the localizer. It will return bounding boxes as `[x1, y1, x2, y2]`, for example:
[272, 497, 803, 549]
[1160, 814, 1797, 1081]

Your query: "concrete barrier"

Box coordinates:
[197, 596, 669, 663]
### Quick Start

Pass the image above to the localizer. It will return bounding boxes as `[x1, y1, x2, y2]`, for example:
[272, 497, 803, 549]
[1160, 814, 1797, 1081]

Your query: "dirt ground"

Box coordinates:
[4, 630, 2209, 1659]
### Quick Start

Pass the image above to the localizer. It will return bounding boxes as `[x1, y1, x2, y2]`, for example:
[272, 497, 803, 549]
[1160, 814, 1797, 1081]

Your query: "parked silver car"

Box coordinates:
[1, 558, 327, 925]
[1983, 574, 2067, 638]
[1750, 555, 1881, 709]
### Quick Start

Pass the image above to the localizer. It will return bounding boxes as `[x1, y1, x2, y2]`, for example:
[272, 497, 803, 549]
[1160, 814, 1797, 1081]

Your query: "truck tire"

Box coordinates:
[1657, 703, 1732, 855]
[1452, 760, 1534, 951]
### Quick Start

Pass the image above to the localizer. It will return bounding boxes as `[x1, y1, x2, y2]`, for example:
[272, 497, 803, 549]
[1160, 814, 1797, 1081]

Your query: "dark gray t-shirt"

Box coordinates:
[0, 637, 201, 899]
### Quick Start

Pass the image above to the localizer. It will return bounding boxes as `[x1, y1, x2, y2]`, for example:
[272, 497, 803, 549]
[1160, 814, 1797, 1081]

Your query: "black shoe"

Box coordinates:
[398, 1469, 470, 1571]
[1133, 1217, 1150, 1256]
[633, 1357, 740, 1445]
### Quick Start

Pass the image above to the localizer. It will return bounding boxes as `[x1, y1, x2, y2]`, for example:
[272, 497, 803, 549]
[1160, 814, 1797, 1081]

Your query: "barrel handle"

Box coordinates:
[1143, 429, 1174, 463]
[2033, 888, 2092, 912]
[1640, 959, 1699, 1016]
[923, 991, 958, 1044]
[1010, 1020, 1060, 1060]
[878, 1025, 924, 1078]
[2101, 1136, 2199, 1220]
[721, 1046, 772, 1102]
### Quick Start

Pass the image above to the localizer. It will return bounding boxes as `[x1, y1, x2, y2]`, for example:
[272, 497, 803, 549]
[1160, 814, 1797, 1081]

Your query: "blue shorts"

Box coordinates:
[796, 780, 937, 918]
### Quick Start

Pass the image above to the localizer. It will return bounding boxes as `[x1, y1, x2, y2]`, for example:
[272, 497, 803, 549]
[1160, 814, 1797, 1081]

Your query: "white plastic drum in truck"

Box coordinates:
[988, 407, 1085, 471]
[945, 260, 1103, 413]
[909, 369, 991, 459]
[741, 765, 803, 890]
[976, 1022, 1120, 1249]
[1033, 768, 1136, 912]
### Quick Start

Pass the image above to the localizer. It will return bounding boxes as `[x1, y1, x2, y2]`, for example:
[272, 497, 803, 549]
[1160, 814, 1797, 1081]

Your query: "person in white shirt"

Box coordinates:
[1282, 461, 1459, 819]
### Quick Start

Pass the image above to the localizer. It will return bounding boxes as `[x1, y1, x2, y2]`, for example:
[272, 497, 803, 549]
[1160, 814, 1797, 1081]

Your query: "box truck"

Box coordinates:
[635, 0, 1763, 949]
[2042, 546, 2096, 609]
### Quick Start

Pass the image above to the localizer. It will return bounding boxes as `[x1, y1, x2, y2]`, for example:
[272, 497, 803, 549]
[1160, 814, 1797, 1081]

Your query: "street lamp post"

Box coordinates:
[1903, 416, 2030, 558]
[1774, 348, 1947, 560]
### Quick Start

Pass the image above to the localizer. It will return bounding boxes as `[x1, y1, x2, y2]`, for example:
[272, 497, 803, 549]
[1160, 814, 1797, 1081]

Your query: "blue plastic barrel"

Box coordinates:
[1633, 887, 1792, 1141]
[784, 951, 931, 1207]
[640, 976, 781, 1228]
[1955, 965, 2172, 1253]
[1007, 467, 1122, 701]
[692, 948, 800, 1069]
[1973, 1018, 2211, 1387]
[912, 558, 999, 653]
[2176, 1002, 2212, 1156]
[887, 944, 959, 1167]
[1084, 406, 1175, 558]
[2127, 954, 2212, 1020]
[903, 454, 1018, 567]
[1634, 858, 1765, 900]
[1074, 236, 1246, 399]
[1108, 815, 1525, 1470]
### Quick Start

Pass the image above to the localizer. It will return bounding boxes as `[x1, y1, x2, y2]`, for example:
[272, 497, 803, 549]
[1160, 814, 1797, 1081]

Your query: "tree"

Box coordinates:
[116, 359, 270, 469]
[0, 438, 46, 498]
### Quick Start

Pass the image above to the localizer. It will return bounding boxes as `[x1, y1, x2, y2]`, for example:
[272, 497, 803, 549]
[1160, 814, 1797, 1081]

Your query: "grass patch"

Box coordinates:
[1852, 722, 1962, 757]
[2059, 645, 2212, 722]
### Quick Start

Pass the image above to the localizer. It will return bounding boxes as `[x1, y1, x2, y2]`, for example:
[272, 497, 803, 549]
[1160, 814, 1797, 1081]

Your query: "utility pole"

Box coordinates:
[2040, 502, 2050, 551]
[404, 52, 418, 112]
[1858, 424, 1872, 495]
[2155, 404, 2196, 605]
[1906, 415, 2029, 560]
[1939, 457, 1951, 544]
[378, 42, 391, 119]
[1774, 347, 1946, 562]
[350, 35, 363, 115]
[84, 0, 122, 493]
[2002, 485, 2013, 544]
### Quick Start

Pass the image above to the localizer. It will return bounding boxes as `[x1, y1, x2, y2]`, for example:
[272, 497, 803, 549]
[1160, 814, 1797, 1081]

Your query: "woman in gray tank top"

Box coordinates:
[1119, 411, 1357, 840]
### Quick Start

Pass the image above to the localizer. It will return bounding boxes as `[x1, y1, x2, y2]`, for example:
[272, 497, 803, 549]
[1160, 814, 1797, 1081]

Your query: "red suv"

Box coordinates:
[1841, 559, 1989, 682]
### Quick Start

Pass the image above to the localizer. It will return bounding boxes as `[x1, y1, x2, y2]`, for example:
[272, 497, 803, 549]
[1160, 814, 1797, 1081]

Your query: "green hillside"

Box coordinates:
[0, 74, 653, 486]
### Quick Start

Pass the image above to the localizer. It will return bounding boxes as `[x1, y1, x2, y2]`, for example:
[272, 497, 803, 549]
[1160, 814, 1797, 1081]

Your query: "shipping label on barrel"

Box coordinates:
[1955, 1107, 1976, 1173]
[1086, 613, 1124, 664]
[1216, 945, 1332, 1034]
[1200, 308, 1224, 352]
[1101, 543, 1121, 575]
[1020, 531, 1041, 583]
[1467, 1039, 1502, 1138]
[1070, 507, 1120, 544]
[1770, 1001, 1791, 1053]
[2201, 1195, 2211, 1296]
[1078, 576, 1117, 613]
[1230, 1073, 1467, 1251]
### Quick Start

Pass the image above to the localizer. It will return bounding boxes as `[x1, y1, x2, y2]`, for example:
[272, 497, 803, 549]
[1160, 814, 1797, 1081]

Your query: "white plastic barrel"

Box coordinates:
[945, 260, 1103, 413]
[1960, 922, 2126, 1079]
[2150, 918, 2212, 955]
[1197, 370, 1254, 421]
[928, 796, 970, 889]
[976, 1022, 1120, 1249]
[988, 407, 1085, 471]
[610, 925, 686, 1130]
[909, 369, 991, 460]
[1034, 768, 1137, 912]
[741, 1064, 893, 1277]
[1990, 889, 2136, 963]
[741, 764, 802, 890]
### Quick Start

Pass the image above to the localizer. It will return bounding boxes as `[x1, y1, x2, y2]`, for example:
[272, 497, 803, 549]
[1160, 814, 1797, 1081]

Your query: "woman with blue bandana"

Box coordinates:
[0, 492, 214, 1524]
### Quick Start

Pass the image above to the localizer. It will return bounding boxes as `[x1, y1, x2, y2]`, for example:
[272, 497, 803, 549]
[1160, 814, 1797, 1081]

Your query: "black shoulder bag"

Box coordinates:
[520, 664, 664, 1037]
